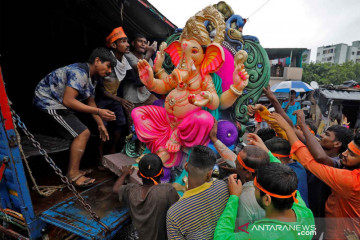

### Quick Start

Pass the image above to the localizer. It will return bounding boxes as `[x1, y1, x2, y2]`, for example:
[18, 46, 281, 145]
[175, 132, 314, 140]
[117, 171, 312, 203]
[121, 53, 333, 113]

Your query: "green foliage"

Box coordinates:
[302, 61, 360, 85]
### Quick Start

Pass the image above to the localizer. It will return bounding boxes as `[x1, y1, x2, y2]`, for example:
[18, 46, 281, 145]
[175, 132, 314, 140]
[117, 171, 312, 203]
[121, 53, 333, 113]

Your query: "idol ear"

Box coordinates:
[200, 43, 225, 77]
[164, 40, 182, 67]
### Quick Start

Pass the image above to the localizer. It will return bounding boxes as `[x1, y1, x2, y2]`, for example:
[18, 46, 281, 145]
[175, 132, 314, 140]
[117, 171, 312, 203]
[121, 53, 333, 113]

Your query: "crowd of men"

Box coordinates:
[33, 27, 156, 187]
[33, 26, 360, 239]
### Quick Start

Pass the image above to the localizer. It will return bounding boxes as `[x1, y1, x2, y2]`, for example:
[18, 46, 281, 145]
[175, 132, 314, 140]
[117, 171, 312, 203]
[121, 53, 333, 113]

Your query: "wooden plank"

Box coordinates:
[102, 153, 142, 184]
[40, 179, 129, 240]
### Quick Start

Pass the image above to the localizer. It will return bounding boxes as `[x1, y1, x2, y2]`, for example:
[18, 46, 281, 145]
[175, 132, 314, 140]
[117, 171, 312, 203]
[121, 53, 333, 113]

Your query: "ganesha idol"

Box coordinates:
[132, 5, 249, 167]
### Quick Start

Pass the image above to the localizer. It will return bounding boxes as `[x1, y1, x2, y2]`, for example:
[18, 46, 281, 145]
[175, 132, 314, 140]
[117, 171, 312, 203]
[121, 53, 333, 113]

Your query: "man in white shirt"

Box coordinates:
[123, 34, 158, 126]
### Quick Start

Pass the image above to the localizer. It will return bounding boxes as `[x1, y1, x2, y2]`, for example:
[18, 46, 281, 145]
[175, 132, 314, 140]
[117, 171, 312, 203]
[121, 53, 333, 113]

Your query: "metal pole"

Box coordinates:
[327, 99, 334, 129]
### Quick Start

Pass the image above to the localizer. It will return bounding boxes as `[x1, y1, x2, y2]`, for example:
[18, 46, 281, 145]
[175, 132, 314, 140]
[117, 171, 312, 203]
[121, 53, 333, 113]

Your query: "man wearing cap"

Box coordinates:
[113, 153, 179, 240]
[214, 163, 315, 240]
[95, 27, 136, 158]
[33, 47, 117, 187]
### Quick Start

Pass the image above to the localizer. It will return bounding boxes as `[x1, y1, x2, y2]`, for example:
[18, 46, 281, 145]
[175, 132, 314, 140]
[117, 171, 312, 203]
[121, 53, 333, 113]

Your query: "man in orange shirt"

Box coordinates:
[270, 111, 360, 240]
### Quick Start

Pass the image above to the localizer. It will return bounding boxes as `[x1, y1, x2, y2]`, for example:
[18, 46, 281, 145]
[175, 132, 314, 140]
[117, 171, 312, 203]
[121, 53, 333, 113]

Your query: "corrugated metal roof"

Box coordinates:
[320, 89, 360, 101]
[259, 92, 289, 102]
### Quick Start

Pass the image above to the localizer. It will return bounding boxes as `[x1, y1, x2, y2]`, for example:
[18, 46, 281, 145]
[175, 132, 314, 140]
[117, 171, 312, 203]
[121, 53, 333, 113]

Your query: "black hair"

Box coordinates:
[290, 90, 296, 95]
[354, 130, 360, 147]
[256, 163, 298, 210]
[264, 137, 291, 156]
[133, 33, 147, 41]
[130, 34, 149, 52]
[305, 118, 317, 134]
[256, 128, 276, 142]
[138, 153, 163, 184]
[242, 145, 270, 172]
[188, 145, 216, 171]
[327, 125, 354, 153]
[87, 47, 117, 68]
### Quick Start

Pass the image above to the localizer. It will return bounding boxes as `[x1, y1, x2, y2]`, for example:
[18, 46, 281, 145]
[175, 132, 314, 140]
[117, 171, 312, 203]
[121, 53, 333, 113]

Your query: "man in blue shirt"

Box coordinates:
[282, 90, 301, 125]
[265, 137, 309, 207]
[33, 47, 116, 187]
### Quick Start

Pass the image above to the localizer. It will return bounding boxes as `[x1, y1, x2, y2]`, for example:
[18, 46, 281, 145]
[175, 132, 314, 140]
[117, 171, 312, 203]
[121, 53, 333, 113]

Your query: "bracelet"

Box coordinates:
[97, 108, 100, 115]
[155, 68, 165, 78]
[230, 84, 243, 96]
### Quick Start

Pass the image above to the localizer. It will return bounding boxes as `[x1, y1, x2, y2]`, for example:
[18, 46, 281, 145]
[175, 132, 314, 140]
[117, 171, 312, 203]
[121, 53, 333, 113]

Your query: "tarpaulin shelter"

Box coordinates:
[317, 88, 360, 129]
[1, 0, 177, 130]
[0, 1, 178, 238]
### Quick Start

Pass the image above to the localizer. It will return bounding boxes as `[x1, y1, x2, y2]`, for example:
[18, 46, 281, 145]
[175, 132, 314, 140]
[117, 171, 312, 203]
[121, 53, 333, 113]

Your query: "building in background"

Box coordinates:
[347, 41, 360, 63]
[316, 41, 360, 64]
[265, 48, 310, 87]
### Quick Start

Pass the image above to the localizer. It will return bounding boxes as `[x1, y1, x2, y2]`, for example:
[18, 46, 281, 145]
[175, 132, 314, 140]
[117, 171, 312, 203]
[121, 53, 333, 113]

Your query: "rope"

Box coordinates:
[120, 2, 124, 22]
[247, 0, 271, 20]
[12, 114, 66, 197]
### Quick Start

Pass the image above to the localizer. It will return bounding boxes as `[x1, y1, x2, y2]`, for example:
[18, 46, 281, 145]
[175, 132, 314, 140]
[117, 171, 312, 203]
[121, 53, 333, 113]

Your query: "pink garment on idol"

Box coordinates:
[131, 105, 214, 167]
[216, 47, 234, 92]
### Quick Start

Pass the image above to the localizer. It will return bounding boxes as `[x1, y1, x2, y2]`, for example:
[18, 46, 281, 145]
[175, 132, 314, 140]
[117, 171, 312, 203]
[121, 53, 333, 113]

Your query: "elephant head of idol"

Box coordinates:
[164, 5, 226, 82]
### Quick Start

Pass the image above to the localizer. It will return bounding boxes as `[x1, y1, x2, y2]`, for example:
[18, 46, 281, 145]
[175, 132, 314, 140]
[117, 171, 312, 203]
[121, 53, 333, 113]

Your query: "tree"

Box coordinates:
[302, 61, 360, 85]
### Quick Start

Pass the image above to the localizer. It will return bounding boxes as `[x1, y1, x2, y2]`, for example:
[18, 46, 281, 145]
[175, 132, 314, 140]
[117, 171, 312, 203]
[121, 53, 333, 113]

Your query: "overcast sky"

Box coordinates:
[149, 0, 360, 62]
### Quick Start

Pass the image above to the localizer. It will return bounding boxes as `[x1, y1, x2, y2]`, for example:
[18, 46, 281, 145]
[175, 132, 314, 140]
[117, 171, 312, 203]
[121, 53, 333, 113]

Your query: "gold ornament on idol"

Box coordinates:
[179, 5, 226, 46]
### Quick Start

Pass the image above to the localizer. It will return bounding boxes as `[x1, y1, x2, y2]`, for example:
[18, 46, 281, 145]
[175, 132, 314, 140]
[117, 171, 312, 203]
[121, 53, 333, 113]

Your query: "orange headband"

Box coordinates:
[272, 153, 290, 158]
[139, 168, 163, 185]
[348, 141, 360, 156]
[237, 154, 255, 173]
[254, 177, 299, 204]
[106, 27, 127, 47]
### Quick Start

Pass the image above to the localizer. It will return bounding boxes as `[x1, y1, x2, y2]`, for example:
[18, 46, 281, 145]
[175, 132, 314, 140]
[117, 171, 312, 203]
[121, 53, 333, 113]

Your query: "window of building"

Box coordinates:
[322, 49, 334, 54]
[353, 52, 355, 55]
[357, 51, 360, 55]
[327, 57, 332, 61]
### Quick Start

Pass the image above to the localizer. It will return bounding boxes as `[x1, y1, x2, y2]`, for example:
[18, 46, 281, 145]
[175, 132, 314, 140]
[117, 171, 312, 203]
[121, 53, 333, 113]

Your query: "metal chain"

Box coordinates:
[13, 122, 66, 197]
[10, 109, 110, 232]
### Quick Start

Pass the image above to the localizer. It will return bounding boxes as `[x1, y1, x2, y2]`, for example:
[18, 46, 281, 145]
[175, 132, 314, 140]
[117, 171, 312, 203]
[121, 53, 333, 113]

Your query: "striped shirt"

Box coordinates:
[166, 179, 229, 240]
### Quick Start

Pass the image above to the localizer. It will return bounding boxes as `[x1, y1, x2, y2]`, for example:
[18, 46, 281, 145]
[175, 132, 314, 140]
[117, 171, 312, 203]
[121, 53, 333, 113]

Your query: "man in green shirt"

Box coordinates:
[210, 122, 281, 228]
[214, 163, 315, 240]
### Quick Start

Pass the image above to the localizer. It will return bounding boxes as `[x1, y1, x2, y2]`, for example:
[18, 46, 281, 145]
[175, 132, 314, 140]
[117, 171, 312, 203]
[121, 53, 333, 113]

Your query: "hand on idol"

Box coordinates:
[153, 42, 167, 72]
[188, 91, 212, 107]
[137, 59, 155, 89]
[247, 104, 264, 116]
[269, 112, 292, 131]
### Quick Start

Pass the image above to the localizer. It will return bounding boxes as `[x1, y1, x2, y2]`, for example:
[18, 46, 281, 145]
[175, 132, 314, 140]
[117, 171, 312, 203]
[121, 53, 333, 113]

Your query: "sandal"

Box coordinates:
[69, 174, 96, 189]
